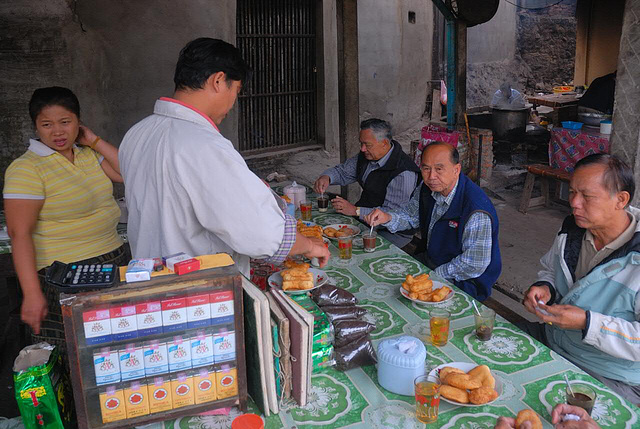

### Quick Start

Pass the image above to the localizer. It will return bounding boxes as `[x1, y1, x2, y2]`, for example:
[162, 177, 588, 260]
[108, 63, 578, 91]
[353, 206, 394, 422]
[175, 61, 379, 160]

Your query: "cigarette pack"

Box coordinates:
[93, 348, 121, 385]
[124, 381, 149, 419]
[125, 259, 154, 283]
[194, 367, 217, 404]
[210, 291, 234, 325]
[171, 372, 194, 409]
[161, 297, 187, 332]
[213, 331, 236, 363]
[119, 345, 145, 381]
[143, 342, 169, 376]
[99, 386, 126, 424]
[215, 365, 238, 400]
[163, 252, 193, 271]
[136, 301, 162, 336]
[83, 309, 112, 345]
[110, 305, 138, 341]
[168, 336, 192, 372]
[148, 376, 172, 413]
[190, 333, 214, 367]
[174, 258, 200, 275]
[187, 294, 211, 328]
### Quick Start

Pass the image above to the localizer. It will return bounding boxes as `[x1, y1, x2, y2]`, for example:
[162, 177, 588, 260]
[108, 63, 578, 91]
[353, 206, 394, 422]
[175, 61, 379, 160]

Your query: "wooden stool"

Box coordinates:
[519, 164, 571, 214]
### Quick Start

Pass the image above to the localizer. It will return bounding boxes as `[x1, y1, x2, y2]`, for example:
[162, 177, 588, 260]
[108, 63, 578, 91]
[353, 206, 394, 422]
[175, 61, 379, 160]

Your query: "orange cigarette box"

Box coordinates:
[124, 382, 150, 419]
[99, 386, 127, 424]
[216, 366, 238, 400]
[148, 376, 172, 413]
[171, 372, 194, 409]
[194, 367, 217, 404]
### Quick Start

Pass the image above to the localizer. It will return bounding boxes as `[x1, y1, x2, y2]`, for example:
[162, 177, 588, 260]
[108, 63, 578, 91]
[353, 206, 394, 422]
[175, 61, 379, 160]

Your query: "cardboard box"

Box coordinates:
[110, 305, 138, 341]
[171, 373, 194, 408]
[124, 382, 149, 419]
[136, 301, 162, 336]
[210, 291, 234, 325]
[83, 309, 112, 345]
[215, 366, 238, 400]
[163, 252, 193, 271]
[161, 297, 187, 332]
[186, 294, 211, 329]
[93, 348, 121, 386]
[143, 342, 169, 376]
[99, 386, 126, 424]
[190, 333, 214, 368]
[168, 336, 192, 372]
[174, 258, 200, 275]
[119, 345, 145, 381]
[125, 259, 154, 283]
[213, 331, 236, 363]
[148, 376, 172, 413]
[194, 367, 217, 404]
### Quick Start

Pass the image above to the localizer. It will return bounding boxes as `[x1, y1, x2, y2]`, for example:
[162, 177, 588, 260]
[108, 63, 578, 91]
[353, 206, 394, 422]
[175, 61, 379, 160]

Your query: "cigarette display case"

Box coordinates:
[61, 264, 247, 429]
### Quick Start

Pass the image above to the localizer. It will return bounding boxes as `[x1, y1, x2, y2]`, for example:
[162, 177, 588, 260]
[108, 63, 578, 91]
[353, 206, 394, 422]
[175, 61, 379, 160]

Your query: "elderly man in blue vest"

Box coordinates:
[522, 154, 640, 406]
[314, 118, 420, 248]
[366, 141, 501, 301]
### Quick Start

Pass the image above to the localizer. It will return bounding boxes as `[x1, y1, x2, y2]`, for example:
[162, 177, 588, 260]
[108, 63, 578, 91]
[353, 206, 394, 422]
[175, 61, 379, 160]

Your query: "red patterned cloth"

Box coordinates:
[415, 125, 460, 165]
[549, 127, 610, 173]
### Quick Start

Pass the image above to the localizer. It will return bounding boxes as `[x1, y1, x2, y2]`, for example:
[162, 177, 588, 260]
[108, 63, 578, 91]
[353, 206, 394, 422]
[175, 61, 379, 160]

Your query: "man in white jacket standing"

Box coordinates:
[119, 38, 329, 276]
[522, 154, 640, 406]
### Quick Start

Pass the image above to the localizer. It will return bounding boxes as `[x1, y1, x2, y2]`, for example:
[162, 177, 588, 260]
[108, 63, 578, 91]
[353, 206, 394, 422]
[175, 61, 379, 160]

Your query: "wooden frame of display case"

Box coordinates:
[61, 265, 247, 429]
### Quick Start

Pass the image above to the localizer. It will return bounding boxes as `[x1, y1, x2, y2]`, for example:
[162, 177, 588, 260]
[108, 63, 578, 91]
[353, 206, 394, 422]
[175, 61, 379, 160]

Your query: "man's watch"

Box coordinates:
[355, 207, 361, 217]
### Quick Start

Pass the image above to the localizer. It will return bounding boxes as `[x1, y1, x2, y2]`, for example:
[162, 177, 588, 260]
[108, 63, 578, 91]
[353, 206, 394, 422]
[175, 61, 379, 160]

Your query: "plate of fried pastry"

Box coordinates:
[429, 362, 501, 407]
[268, 260, 328, 294]
[400, 273, 454, 304]
[323, 224, 361, 239]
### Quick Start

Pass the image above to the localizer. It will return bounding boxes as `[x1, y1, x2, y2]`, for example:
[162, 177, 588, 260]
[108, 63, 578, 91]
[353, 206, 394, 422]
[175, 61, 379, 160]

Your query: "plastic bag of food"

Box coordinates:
[13, 343, 74, 429]
[322, 305, 367, 323]
[334, 335, 377, 371]
[312, 345, 335, 372]
[311, 284, 357, 307]
[291, 294, 335, 347]
[334, 320, 376, 348]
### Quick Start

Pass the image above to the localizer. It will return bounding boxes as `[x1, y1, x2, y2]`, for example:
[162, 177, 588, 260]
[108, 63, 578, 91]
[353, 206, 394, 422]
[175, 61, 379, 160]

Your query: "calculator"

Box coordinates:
[46, 260, 117, 291]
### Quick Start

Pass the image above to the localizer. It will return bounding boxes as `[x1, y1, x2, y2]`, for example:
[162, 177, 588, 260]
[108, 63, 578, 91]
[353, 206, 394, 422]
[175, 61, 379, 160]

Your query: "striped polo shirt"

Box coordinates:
[3, 139, 122, 269]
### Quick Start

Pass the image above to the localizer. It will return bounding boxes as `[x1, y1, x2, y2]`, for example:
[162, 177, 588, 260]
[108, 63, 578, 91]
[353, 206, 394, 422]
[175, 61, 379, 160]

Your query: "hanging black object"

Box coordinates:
[451, 0, 499, 27]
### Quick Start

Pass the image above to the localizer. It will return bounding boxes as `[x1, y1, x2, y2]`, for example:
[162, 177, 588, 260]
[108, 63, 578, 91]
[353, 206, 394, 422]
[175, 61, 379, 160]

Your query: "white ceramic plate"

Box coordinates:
[399, 281, 454, 305]
[428, 362, 502, 407]
[322, 224, 361, 240]
[268, 268, 328, 294]
[300, 220, 317, 227]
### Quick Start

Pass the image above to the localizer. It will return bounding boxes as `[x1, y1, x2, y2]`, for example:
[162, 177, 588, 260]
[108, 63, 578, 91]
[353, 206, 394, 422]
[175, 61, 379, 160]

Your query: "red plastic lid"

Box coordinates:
[232, 414, 264, 429]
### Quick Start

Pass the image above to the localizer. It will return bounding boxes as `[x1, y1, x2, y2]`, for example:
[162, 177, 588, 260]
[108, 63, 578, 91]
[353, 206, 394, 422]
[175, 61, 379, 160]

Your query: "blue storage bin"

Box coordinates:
[377, 336, 426, 396]
[562, 121, 583, 130]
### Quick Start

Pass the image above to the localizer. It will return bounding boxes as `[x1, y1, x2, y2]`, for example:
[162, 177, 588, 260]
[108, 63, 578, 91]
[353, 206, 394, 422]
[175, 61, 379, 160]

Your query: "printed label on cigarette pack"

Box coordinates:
[136, 302, 162, 336]
[210, 291, 234, 325]
[216, 366, 238, 400]
[124, 382, 150, 419]
[171, 373, 194, 409]
[148, 376, 172, 413]
[99, 386, 126, 423]
[213, 331, 236, 363]
[168, 336, 192, 372]
[190, 333, 214, 368]
[162, 297, 187, 332]
[93, 349, 121, 386]
[143, 342, 169, 376]
[194, 368, 217, 404]
[187, 294, 211, 328]
[119, 345, 145, 381]
[110, 305, 138, 341]
[83, 309, 112, 345]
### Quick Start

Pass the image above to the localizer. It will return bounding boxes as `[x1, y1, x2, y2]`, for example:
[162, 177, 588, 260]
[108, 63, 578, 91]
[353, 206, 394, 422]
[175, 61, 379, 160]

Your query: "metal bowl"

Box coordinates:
[578, 112, 611, 126]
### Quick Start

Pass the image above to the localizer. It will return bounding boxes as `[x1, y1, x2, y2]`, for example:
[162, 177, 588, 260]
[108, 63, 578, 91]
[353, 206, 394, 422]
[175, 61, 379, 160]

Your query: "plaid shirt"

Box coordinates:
[266, 213, 297, 264]
[386, 180, 493, 282]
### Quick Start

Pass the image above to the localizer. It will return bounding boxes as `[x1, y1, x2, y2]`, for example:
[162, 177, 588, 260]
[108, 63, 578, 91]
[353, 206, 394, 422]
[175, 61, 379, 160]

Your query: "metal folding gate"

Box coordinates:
[236, 0, 317, 155]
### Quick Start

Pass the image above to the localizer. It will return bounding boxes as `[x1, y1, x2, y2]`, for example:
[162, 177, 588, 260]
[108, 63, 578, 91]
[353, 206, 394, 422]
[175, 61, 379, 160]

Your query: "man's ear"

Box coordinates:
[616, 191, 631, 209]
[206, 71, 227, 93]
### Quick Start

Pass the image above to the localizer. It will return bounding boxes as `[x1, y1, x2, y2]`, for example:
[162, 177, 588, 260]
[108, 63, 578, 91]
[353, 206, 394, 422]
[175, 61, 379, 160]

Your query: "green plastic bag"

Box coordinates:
[13, 343, 74, 429]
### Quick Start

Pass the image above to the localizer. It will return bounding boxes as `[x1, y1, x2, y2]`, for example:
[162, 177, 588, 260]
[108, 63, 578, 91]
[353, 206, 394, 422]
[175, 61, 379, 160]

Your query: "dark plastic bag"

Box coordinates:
[334, 320, 376, 348]
[311, 284, 357, 307]
[322, 305, 367, 323]
[334, 335, 377, 371]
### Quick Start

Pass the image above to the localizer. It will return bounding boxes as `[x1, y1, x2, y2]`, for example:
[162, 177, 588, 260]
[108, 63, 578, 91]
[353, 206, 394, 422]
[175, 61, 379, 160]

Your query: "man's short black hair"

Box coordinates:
[574, 153, 635, 201]
[29, 87, 80, 123]
[174, 38, 251, 91]
[422, 141, 460, 165]
[360, 118, 392, 142]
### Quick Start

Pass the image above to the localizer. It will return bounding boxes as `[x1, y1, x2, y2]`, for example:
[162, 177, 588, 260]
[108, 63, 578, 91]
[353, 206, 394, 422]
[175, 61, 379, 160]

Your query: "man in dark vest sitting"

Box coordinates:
[365, 142, 501, 301]
[314, 118, 420, 248]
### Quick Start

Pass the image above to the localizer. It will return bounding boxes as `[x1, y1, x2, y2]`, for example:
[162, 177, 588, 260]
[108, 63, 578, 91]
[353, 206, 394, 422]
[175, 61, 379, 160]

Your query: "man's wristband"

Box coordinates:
[89, 136, 101, 150]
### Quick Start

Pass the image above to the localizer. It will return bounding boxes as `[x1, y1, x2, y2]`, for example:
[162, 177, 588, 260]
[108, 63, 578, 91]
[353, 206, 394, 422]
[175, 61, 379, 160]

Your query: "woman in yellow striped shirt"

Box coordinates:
[3, 87, 129, 350]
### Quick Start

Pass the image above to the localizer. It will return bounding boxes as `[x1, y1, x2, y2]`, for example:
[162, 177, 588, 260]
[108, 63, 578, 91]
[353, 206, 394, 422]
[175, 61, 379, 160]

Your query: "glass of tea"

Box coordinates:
[300, 202, 312, 221]
[566, 383, 597, 415]
[474, 307, 496, 341]
[429, 308, 451, 346]
[317, 196, 329, 212]
[362, 231, 377, 253]
[338, 236, 352, 260]
[414, 374, 441, 424]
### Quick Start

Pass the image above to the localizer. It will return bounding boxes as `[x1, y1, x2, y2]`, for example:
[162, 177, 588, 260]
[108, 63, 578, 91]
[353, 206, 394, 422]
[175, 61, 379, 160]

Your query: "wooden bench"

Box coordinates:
[519, 164, 571, 214]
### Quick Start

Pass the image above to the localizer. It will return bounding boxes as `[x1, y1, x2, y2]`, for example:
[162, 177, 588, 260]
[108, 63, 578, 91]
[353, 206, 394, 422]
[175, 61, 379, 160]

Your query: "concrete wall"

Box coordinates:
[357, 0, 433, 135]
[467, 0, 517, 64]
[0, 0, 236, 192]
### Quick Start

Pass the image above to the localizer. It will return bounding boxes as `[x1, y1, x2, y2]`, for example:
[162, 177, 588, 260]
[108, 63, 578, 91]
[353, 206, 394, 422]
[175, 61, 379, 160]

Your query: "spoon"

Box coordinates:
[564, 373, 575, 398]
[472, 301, 482, 317]
[369, 224, 374, 236]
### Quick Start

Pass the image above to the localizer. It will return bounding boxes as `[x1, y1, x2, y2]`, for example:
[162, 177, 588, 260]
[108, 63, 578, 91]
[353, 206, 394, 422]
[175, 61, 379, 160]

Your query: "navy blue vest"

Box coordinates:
[418, 173, 501, 301]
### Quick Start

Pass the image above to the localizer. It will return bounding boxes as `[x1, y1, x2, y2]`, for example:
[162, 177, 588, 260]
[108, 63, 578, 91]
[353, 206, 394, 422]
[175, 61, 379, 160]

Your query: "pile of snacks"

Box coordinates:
[438, 365, 498, 405]
[324, 225, 354, 238]
[402, 274, 452, 302]
[297, 220, 323, 239]
[281, 260, 313, 291]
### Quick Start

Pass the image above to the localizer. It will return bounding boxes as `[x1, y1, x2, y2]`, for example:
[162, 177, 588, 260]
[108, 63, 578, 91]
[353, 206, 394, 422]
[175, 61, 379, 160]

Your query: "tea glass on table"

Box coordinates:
[429, 308, 451, 346]
[474, 307, 496, 341]
[338, 236, 352, 260]
[317, 196, 329, 212]
[300, 201, 312, 221]
[362, 231, 377, 253]
[414, 374, 441, 424]
[566, 383, 597, 415]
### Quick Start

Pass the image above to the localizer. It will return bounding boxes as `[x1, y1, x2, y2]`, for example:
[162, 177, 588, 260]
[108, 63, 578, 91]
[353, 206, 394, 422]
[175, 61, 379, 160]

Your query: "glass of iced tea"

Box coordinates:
[338, 236, 352, 260]
[429, 308, 451, 346]
[414, 374, 441, 424]
[300, 202, 312, 221]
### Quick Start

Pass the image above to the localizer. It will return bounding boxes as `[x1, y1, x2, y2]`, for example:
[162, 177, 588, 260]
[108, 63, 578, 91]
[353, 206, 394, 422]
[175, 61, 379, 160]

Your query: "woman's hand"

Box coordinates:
[22, 289, 48, 334]
[77, 125, 99, 146]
